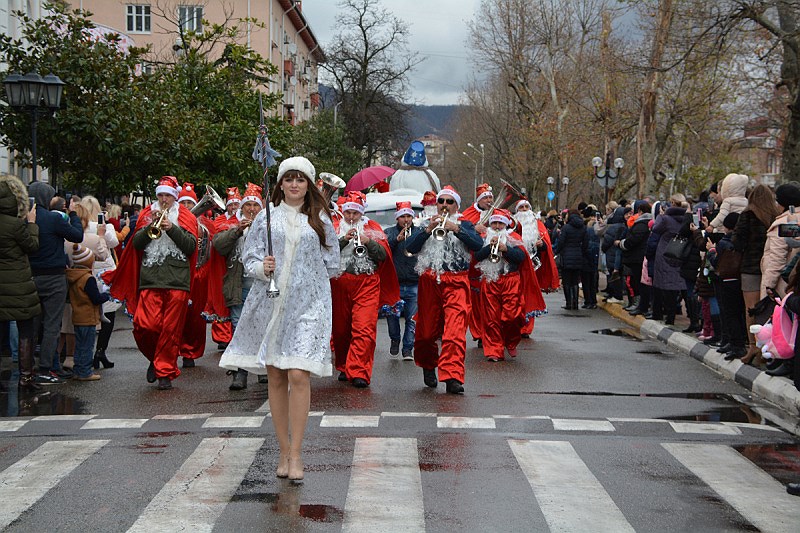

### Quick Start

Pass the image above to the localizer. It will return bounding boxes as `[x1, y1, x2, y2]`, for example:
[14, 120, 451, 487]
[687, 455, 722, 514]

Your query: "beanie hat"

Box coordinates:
[395, 201, 414, 219]
[775, 183, 800, 210]
[723, 212, 740, 230]
[242, 182, 263, 208]
[475, 183, 493, 203]
[709, 182, 719, 194]
[71, 244, 94, 267]
[277, 156, 315, 181]
[437, 185, 461, 207]
[155, 176, 179, 199]
[178, 183, 198, 205]
[577, 202, 588, 212]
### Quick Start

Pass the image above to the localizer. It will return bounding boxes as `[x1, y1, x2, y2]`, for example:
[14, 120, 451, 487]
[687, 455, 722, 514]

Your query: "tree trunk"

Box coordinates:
[778, 1, 800, 183]
[636, 0, 675, 196]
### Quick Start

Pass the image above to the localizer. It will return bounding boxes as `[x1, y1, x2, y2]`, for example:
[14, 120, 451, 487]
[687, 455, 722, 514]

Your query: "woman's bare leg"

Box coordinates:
[267, 366, 290, 476]
[287, 369, 311, 479]
[742, 290, 760, 361]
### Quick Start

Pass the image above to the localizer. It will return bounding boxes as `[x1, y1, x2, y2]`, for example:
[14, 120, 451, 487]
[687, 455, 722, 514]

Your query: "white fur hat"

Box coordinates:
[277, 156, 316, 182]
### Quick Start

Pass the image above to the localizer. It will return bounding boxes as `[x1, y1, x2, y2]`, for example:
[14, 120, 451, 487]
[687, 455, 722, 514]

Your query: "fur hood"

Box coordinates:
[0, 173, 30, 218]
[720, 173, 749, 200]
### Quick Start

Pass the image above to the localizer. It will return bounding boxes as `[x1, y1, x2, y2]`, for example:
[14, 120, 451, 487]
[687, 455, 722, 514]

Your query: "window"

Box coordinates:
[178, 6, 203, 33]
[126, 5, 151, 33]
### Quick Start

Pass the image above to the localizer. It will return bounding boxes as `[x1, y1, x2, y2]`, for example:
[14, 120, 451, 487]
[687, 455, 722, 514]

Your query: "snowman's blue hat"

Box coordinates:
[403, 141, 427, 167]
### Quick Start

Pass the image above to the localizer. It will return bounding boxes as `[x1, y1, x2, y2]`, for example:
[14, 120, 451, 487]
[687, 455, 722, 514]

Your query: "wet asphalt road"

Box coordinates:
[1, 292, 799, 532]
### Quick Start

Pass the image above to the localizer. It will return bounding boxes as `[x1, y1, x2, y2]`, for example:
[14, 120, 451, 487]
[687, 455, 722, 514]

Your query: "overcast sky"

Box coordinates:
[301, 0, 480, 106]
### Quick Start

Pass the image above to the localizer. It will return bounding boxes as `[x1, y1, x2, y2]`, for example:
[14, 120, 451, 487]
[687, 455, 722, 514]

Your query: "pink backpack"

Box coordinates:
[771, 292, 797, 360]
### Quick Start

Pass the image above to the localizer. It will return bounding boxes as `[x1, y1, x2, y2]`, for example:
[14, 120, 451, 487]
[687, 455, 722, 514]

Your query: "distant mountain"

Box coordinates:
[405, 105, 464, 142]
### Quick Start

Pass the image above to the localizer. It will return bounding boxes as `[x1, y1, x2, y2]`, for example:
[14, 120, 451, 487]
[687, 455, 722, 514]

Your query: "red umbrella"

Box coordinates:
[344, 166, 395, 193]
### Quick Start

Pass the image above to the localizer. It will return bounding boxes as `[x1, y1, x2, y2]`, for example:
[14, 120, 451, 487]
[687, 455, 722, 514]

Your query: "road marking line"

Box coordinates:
[437, 416, 496, 429]
[381, 411, 438, 417]
[127, 437, 263, 533]
[201, 416, 265, 428]
[493, 415, 551, 420]
[721, 421, 784, 432]
[81, 419, 148, 429]
[668, 422, 742, 435]
[309, 411, 324, 417]
[662, 443, 800, 533]
[0, 439, 108, 530]
[321, 415, 380, 428]
[254, 400, 270, 413]
[607, 417, 669, 423]
[509, 439, 635, 532]
[552, 419, 616, 432]
[33, 414, 97, 421]
[343, 438, 425, 533]
[152, 413, 212, 420]
[0, 420, 28, 432]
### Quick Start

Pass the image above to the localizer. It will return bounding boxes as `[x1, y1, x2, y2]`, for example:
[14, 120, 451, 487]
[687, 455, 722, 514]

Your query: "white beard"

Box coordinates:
[337, 218, 376, 275]
[414, 213, 472, 279]
[516, 211, 539, 252]
[477, 228, 511, 282]
[423, 205, 438, 217]
[142, 202, 187, 267]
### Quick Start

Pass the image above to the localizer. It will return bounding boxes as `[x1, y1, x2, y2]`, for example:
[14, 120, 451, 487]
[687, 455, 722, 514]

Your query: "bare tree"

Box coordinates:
[319, 0, 422, 166]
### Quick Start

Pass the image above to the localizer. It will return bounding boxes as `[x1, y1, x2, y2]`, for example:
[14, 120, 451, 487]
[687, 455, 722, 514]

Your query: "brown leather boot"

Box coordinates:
[18, 337, 42, 392]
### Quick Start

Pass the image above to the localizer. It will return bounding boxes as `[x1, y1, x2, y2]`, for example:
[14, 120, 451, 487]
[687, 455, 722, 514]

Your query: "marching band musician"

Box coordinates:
[208, 187, 242, 350]
[384, 201, 423, 360]
[474, 209, 546, 361]
[461, 183, 495, 347]
[103, 176, 199, 390]
[421, 190, 438, 218]
[331, 192, 400, 388]
[513, 199, 555, 338]
[211, 183, 263, 390]
[404, 185, 483, 394]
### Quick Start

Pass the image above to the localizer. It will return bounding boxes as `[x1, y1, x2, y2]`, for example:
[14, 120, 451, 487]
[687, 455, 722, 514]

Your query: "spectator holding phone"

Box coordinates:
[760, 184, 800, 300]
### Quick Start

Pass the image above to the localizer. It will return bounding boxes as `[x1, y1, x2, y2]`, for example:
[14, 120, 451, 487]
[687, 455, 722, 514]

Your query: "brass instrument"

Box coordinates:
[319, 172, 346, 204]
[530, 249, 542, 270]
[489, 237, 502, 263]
[477, 179, 527, 227]
[191, 185, 226, 216]
[432, 212, 449, 241]
[146, 205, 169, 239]
[352, 224, 367, 257]
[402, 223, 414, 257]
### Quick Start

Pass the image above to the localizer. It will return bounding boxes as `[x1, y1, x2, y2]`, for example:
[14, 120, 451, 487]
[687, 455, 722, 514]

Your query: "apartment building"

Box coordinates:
[74, 0, 324, 124]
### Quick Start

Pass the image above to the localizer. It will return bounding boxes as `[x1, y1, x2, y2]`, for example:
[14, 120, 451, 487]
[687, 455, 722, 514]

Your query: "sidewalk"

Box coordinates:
[598, 299, 800, 430]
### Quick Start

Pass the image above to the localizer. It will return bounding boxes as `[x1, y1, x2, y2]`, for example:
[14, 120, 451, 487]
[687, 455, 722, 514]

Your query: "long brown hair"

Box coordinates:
[270, 171, 332, 249]
[745, 184, 780, 228]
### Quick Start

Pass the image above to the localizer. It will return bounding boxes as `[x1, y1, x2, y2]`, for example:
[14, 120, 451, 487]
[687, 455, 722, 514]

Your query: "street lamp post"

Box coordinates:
[559, 176, 570, 210]
[462, 151, 478, 198]
[592, 152, 624, 207]
[466, 142, 485, 183]
[3, 71, 64, 183]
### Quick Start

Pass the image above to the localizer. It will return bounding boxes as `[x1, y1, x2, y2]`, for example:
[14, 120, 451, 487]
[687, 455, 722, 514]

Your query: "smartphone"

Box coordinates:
[778, 223, 800, 238]
[98, 213, 105, 225]
[28, 196, 35, 210]
[692, 213, 700, 226]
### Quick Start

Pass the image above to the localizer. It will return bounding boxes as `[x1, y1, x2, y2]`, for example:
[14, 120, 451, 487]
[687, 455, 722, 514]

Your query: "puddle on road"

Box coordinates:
[591, 328, 642, 340]
[0, 377, 87, 417]
[734, 443, 800, 484]
[229, 492, 343, 523]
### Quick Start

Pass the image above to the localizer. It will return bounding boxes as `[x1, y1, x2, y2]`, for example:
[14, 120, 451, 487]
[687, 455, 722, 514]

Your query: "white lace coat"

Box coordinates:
[219, 202, 340, 377]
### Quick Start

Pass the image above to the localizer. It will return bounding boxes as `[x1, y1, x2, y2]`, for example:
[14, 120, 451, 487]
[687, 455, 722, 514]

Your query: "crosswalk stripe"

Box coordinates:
[509, 440, 635, 532]
[552, 418, 616, 431]
[0, 439, 109, 529]
[0, 420, 27, 432]
[343, 437, 425, 533]
[127, 437, 263, 533]
[662, 443, 800, 533]
[668, 422, 742, 435]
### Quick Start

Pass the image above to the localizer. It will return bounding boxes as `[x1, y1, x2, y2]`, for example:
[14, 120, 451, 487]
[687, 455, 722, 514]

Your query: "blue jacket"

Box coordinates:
[583, 220, 601, 272]
[405, 218, 483, 271]
[602, 207, 627, 270]
[385, 222, 422, 284]
[474, 238, 527, 272]
[27, 182, 83, 274]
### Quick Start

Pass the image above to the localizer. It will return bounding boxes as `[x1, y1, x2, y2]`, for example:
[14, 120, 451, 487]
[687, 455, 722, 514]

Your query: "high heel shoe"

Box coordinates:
[93, 349, 115, 369]
[288, 457, 304, 480]
[276, 455, 289, 478]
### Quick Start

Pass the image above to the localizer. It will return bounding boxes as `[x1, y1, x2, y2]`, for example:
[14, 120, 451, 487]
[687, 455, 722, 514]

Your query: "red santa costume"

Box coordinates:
[207, 187, 242, 346]
[102, 176, 199, 386]
[512, 199, 554, 336]
[331, 192, 400, 386]
[475, 209, 547, 360]
[404, 186, 484, 394]
[460, 183, 494, 343]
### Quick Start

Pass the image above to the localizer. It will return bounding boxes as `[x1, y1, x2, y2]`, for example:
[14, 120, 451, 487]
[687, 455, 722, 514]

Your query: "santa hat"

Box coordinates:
[475, 183, 493, 203]
[437, 185, 461, 207]
[421, 190, 437, 206]
[277, 156, 316, 181]
[226, 187, 242, 206]
[489, 208, 512, 227]
[155, 176, 179, 199]
[71, 243, 94, 267]
[342, 191, 366, 214]
[395, 201, 414, 219]
[336, 196, 347, 207]
[178, 183, 198, 205]
[514, 199, 531, 212]
[242, 182, 263, 208]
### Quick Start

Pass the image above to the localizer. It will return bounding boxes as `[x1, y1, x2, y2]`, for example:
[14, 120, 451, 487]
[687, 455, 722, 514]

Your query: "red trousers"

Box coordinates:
[468, 282, 484, 341]
[133, 288, 190, 380]
[521, 318, 534, 336]
[481, 272, 523, 359]
[180, 265, 209, 360]
[211, 321, 232, 344]
[414, 270, 470, 384]
[331, 272, 380, 383]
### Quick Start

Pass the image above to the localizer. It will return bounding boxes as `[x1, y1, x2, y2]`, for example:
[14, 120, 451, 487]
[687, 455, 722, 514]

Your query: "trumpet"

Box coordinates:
[352, 227, 367, 258]
[530, 250, 542, 270]
[432, 212, 449, 241]
[489, 237, 502, 263]
[146, 204, 169, 239]
[402, 223, 414, 257]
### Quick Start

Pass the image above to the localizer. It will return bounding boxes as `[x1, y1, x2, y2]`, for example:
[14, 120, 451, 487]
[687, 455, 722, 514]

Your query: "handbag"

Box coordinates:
[716, 248, 743, 279]
[664, 236, 691, 261]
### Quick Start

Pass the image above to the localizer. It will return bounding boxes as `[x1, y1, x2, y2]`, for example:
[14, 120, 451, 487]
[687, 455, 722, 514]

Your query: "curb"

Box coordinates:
[598, 301, 800, 418]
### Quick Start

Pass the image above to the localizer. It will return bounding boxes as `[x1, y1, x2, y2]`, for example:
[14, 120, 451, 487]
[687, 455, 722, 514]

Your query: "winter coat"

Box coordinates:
[620, 213, 652, 268]
[678, 220, 703, 283]
[385, 223, 422, 284]
[555, 213, 588, 271]
[730, 209, 769, 276]
[0, 174, 40, 321]
[652, 207, 689, 290]
[27, 181, 83, 274]
[760, 210, 800, 298]
[645, 226, 661, 278]
[582, 219, 600, 272]
[601, 207, 627, 271]
[709, 173, 749, 232]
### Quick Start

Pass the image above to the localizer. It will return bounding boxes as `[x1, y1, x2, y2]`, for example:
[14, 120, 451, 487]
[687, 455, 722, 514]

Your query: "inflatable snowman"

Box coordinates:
[389, 141, 441, 195]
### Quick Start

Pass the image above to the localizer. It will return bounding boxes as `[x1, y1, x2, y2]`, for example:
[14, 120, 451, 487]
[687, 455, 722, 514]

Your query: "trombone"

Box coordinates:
[432, 212, 449, 241]
[146, 203, 169, 239]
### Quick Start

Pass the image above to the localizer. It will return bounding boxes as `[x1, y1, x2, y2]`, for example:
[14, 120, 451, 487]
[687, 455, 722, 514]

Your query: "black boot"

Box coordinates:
[562, 286, 572, 310]
[18, 338, 42, 392]
[229, 369, 248, 390]
[571, 286, 580, 310]
[93, 349, 115, 369]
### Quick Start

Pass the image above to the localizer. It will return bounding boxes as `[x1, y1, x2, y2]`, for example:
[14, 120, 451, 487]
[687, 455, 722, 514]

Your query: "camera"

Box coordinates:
[778, 223, 800, 238]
